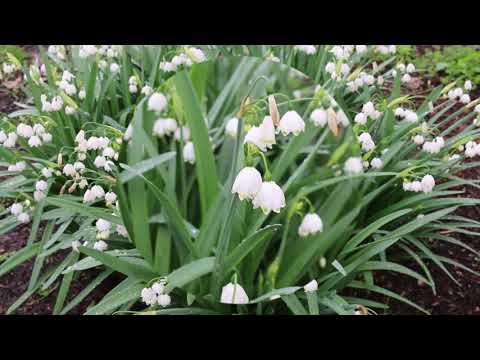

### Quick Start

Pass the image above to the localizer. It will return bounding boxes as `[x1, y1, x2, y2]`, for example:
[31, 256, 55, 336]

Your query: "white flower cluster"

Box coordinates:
[354, 101, 381, 125]
[95, 218, 111, 240]
[153, 118, 178, 137]
[83, 184, 105, 203]
[159, 47, 206, 73]
[394, 107, 418, 123]
[403, 174, 435, 193]
[447, 84, 472, 104]
[465, 141, 480, 158]
[422, 136, 445, 154]
[358, 132, 376, 152]
[232, 167, 285, 214]
[325, 61, 350, 80]
[75, 129, 118, 172]
[47, 45, 66, 60]
[2, 62, 17, 74]
[128, 76, 138, 94]
[141, 280, 171, 307]
[344, 157, 364, 174]
[78, 45, 98, 58]
[375, 45, 397, 55]
[34, 180, 48, 202]
[7, 161, 25, 172]
[16, 123, 52, 148]
[347, 71, 376, 92]
[97, 45, 122, 59]
[294, 45, 317, 55]
[391, 62, 416, 83]
[10, 203, 30, 224]
[41, 94, 64, 113]
[56, 70, 77, 96]
[0, 130, 17, 148]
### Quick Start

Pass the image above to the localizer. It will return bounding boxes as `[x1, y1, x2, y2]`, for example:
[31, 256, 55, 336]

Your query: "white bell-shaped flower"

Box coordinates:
[298, 213, 323, 237]
[231, 167, 263, 201]
[183, 142, 195, 164]
[344, 157, 364, 175]
[147, 92, 167, 113]
[304, 279, 318, 292]
[220, 282, 249, 304]
[225, 117, 239, 138]
[278, 111, 305, 136]
[252, 181, 286, 214]
[421, 174, 435, 193]
[310, 108, 328, 127]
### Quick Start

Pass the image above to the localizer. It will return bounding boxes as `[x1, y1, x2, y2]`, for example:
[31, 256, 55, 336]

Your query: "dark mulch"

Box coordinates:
[0, 223, 119, 315]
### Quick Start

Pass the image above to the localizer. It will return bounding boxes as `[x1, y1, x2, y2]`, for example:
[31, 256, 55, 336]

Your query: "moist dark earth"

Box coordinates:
[1, 45, 479, 315]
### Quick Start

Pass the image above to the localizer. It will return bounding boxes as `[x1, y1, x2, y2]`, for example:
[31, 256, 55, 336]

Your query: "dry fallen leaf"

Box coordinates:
[327, 108, 339, 137]
[268, 95, 279, 126]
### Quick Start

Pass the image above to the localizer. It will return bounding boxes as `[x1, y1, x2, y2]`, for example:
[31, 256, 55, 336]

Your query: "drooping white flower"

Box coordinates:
[157, 294, 172, 307]
[304, 279, 318, 292]
[298, 213, 323, 237]
[460, 94, 471, 104]
[183, 142, 195, 164]
[370, 157, 383, 169]
[153, 118, 178, 137]
[41, 168, 53, 178]
[358, 132, 375, 152]
[96, 219, 111, 232]
[225, 117, 239, 138]
[174, 126, 191, 142]
[413, 135, 425, 145]
[244, 116, 276, 152]
[124, 123, 133, 141]
[141, 85, 153, 96]
[141, 287, 158, 306]
[33, 124, 45, 135]
[105, 192, 117, 205]
[94, 156, 107, 168]
[91, 185, 105, 199]
[0, 130, 7, 143]
[41, 133, 52, 143]
[93, 240, 108, 252]
[151, 281, 166, 295]
[354, 112, 367, 125]
[17, 124, 34, 138]
[186, 47, 207, 63]
[147, 92, 167, 113]
[65, 106, 76, 115]
[109, 63, 120, 74]
[220, 282, 249, 304]
[278, 111, 305, 136]
[355, 45, 368, 54]
[17, 212, 30, 224]
[464, 80, 473, 91]
[116, 224, 128, 237]
[231, 167, 263, 201]
[83, 189, 96, 203]
[33, 190, 46, 202]
[362, 102, 376, 117]
[28, 135, 42, 147]
[252, 181, 286, 214]
[406, 63, 416, 73]
[401, 73, 412, 83]
[78, 88, 86, 100]
[10, 203, 23, 216]
[35, 180, 48, 192]
[344, 157, 364, 175]
[71, 240, 81, 252]
[63, 164, 76, 177]
[310, 108, 328, 127]
[421, 174, 435, 193]
[394, 107, 405, 118]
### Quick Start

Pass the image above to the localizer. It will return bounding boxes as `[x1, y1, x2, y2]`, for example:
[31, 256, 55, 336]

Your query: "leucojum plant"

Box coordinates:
[1, 46, 480, 315]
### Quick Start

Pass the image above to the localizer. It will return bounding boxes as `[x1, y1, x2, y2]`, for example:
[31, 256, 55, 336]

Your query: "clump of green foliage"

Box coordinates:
[415, 46, 480, 89]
